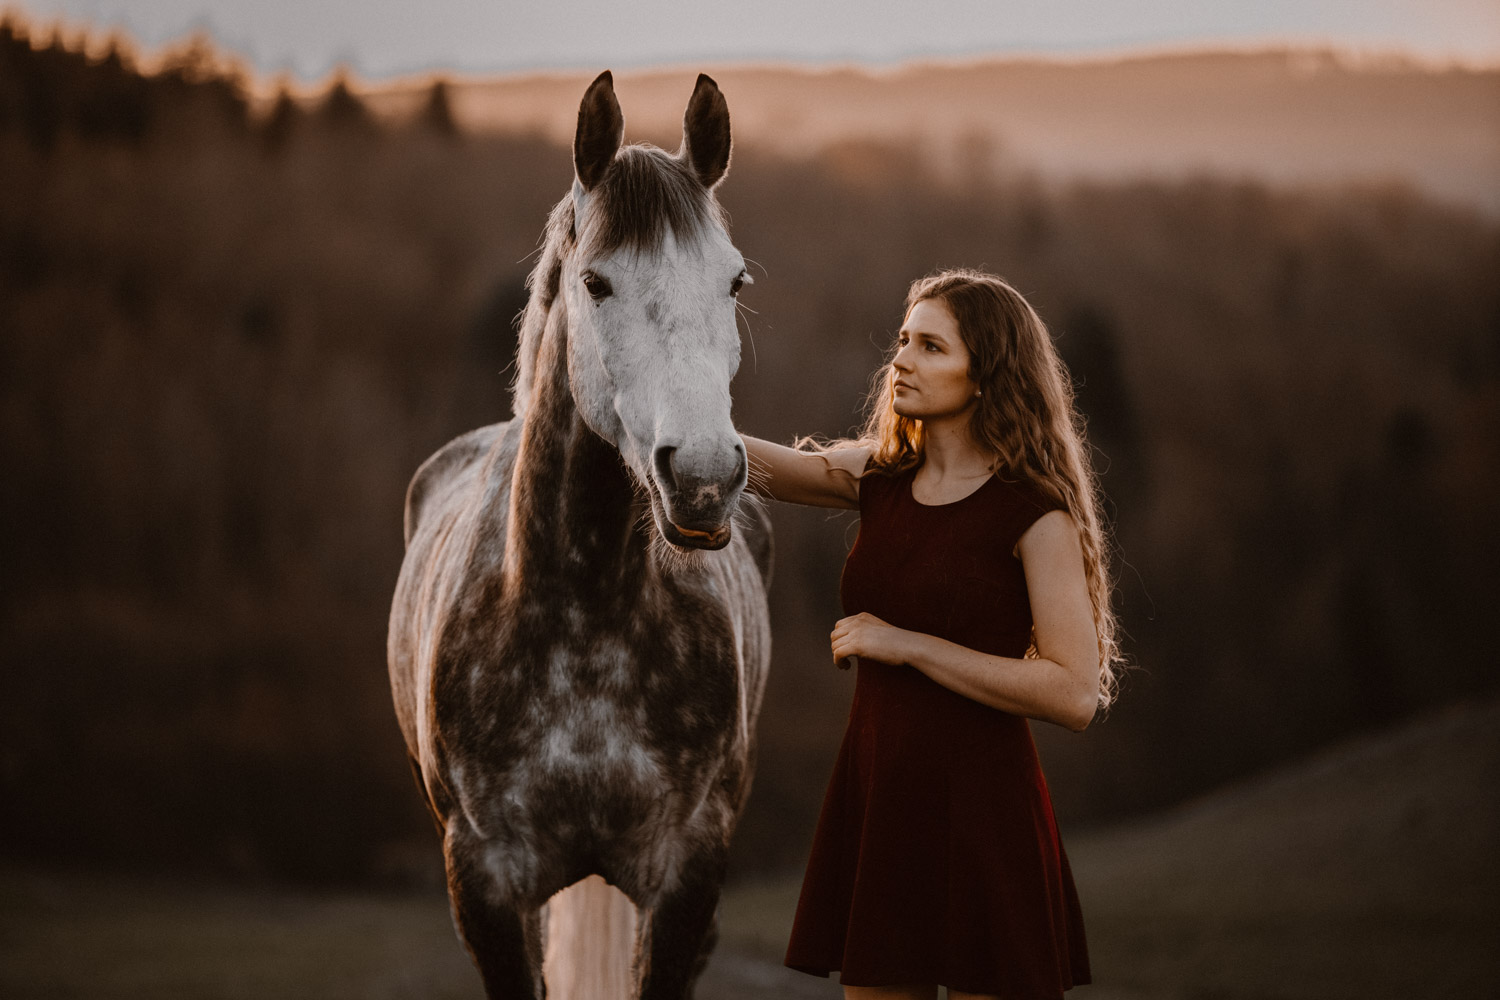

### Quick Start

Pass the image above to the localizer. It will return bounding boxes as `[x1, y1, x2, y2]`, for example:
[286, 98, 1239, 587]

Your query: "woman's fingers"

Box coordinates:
[832, 632, 862, 656]
[831, 634, 855, 670]
[831, 614, 873, 669]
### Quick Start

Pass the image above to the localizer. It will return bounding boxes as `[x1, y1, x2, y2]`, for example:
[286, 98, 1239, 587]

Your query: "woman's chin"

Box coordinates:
[893, 398, 977, 422]
[894, 402, 940, 421]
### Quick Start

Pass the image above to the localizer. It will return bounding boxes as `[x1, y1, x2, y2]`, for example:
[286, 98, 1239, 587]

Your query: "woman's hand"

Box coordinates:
[829, 612, 912, 670]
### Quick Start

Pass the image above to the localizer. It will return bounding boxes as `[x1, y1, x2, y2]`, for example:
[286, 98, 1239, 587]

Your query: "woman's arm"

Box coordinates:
[741, 434, 870, 509]
[829, 509, 1101, 731]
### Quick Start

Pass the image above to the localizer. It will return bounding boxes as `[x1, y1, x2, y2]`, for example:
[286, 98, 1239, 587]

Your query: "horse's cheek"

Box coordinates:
[568, 331, 627, 446]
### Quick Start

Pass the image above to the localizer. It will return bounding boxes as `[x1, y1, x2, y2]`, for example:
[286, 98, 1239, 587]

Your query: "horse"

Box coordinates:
[386, 71, 773, 999]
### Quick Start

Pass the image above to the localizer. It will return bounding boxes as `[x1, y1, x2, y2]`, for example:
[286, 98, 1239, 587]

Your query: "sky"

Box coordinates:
[9, 0, 1500, 80]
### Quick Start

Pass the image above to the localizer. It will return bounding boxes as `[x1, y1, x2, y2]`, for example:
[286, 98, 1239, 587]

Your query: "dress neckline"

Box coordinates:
[906, 467, 998, 508]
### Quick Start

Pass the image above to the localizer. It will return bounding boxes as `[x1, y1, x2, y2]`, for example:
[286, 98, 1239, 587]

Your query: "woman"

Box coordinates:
[741, 268, 1121, 1000]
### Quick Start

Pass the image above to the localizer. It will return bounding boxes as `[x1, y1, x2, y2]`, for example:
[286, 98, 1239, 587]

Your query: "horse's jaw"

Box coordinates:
[551, 363, 733, 555]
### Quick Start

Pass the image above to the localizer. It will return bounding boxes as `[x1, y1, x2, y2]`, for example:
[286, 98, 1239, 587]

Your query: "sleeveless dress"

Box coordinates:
[783, 464, 1091, 996]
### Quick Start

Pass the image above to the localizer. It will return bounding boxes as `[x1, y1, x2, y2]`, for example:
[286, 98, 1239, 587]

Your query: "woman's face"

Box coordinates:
[891, 297, 980, 421]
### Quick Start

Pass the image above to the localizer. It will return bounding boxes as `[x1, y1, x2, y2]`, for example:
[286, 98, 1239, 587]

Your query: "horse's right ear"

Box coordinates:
[574, 70, 624, 192]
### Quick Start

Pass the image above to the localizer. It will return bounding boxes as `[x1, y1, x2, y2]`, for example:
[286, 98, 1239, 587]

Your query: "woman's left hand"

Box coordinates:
[830, 612, 912, 670]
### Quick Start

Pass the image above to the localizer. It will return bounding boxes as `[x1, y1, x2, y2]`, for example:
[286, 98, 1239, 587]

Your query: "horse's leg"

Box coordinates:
[637, 842, 729, 1000]
[444, 830, 544, 999]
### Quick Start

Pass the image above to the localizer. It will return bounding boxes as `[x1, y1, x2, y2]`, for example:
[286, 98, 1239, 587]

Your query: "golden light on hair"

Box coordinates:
[820, 268, 1126, 712]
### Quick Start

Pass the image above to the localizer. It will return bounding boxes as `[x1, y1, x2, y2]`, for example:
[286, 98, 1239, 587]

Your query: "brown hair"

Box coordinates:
[835, 268, 1124, 711]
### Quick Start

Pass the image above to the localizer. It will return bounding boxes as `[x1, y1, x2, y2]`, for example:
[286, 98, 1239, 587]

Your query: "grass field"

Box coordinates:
[3, 696, 1494, 999]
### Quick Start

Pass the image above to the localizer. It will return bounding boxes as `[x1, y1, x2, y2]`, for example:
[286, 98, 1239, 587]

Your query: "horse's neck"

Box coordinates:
[500, 298, 645, 598]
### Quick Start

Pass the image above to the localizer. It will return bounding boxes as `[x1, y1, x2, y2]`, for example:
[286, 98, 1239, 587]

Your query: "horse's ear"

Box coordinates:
[681, 73, 730, 189]
[575, 70, 624, 192]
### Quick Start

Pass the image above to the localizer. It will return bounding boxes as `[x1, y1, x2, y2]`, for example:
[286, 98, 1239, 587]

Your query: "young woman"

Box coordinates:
[741, 268, 1121, 1000]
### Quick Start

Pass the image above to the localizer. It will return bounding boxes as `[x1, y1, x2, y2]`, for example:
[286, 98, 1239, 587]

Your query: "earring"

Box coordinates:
[974, 389, 982, 397]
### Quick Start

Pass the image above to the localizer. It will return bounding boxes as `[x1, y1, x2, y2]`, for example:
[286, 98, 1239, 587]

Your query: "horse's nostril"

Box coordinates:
[653, 445, 678, 489]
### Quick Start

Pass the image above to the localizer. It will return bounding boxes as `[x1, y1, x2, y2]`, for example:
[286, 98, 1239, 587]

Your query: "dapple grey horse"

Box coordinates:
[387, 71, 772, 999]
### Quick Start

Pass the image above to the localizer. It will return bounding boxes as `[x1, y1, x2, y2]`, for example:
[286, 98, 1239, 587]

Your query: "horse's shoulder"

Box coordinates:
[404, 422, 510, 546]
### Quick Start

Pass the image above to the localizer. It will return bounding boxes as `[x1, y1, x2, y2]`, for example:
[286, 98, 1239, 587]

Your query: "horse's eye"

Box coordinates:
[582, 272, 612, 300]
[730, 272, 748, 297]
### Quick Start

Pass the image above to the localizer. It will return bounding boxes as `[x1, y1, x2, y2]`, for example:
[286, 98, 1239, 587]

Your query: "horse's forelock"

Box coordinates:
[577, 145, 726, 257]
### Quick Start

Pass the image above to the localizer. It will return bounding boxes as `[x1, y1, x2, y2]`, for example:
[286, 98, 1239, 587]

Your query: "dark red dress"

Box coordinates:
[784, 465, 1091, 996]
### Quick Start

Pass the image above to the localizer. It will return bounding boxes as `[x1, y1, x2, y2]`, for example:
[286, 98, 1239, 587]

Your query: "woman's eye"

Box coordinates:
[582, 272, 612, 299]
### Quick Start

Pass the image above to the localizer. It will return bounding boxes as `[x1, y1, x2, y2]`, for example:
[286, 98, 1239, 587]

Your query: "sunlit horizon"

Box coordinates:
[5, 0, 1499, 84]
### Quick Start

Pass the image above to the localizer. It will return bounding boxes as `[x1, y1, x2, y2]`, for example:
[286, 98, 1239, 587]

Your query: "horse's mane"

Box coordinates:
[511, 145, 728, 416]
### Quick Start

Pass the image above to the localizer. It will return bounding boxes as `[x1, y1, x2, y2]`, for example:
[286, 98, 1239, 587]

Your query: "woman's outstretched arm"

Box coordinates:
[829, 509, 1101, 731]
[741, 434, 870, 509]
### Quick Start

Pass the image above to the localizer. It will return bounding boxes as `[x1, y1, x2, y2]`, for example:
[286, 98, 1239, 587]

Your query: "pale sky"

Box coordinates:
[10, 0, 1500, 80]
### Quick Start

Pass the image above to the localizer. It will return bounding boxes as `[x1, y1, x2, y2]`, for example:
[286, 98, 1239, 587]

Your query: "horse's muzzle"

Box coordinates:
[649, 439, 745, 551]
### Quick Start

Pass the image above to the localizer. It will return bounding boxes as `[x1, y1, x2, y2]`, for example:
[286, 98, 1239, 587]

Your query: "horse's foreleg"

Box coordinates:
[444, 831, 545, 999]
[636, 842, 729, 1000]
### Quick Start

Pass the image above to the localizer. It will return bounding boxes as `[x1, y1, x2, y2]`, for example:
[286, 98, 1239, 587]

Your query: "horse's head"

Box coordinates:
[560, 71, 750, 552]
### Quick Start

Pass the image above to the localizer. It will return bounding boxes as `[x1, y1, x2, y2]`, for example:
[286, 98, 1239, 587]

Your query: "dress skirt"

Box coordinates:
[783, 466, 1091, 996]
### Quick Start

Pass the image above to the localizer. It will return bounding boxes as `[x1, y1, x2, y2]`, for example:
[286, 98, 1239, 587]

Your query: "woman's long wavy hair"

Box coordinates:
[825, 268, 1124, 711]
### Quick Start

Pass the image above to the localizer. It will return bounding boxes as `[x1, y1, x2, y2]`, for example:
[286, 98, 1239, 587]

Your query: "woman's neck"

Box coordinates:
[917, 410, 993, 480]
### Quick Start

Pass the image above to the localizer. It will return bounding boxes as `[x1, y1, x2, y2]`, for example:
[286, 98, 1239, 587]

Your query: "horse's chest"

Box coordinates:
[442, 615, 740, 812]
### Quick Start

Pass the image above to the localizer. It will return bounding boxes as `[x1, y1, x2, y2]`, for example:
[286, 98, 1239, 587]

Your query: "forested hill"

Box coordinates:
[365, 51, 1500, 216]
[2, 21, 1497, 882]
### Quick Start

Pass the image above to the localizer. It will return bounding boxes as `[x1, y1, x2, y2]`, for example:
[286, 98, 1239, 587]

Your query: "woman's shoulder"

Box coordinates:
[980, 476, 1070, 555]
[994, 475, 1067, 515]
[855, 457, 915, 506]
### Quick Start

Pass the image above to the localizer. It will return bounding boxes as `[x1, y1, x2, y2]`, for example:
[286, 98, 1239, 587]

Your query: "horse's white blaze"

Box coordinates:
[564, 226, 747, 529]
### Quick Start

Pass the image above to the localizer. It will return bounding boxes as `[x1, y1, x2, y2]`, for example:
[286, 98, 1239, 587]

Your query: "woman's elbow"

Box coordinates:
[1064, 702, 1095, 732]
[1063, 674, 1100, 732]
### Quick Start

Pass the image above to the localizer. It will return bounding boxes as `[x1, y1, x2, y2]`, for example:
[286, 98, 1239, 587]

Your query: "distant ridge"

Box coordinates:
[361, 50, 1500, 215]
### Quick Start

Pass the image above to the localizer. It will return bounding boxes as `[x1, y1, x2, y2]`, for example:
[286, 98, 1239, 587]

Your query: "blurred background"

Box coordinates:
[1, 1, 1497, 997]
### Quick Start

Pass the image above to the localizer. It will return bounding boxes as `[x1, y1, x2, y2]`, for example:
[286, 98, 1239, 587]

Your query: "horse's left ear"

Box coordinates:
[681, 73, 731, 189]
